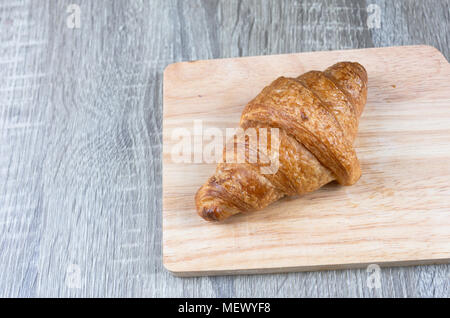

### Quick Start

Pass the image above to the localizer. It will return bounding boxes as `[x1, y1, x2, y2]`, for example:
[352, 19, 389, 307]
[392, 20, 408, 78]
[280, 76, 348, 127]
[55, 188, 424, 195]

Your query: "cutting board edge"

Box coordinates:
[162, 44, 449, 79]
[163, 257, 450, 277]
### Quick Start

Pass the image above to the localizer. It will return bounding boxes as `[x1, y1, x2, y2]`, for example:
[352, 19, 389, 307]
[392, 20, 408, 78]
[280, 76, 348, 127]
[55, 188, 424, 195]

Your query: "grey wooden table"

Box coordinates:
[0, 0, 449, 298]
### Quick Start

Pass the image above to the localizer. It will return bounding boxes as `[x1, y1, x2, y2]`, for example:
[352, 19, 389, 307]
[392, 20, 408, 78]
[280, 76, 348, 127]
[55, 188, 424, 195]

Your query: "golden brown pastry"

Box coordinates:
[195, 62, 368, 221]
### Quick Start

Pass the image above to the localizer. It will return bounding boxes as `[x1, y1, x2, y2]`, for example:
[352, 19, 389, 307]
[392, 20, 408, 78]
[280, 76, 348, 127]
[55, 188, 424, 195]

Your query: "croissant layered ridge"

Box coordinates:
[195, 62, 368, 221]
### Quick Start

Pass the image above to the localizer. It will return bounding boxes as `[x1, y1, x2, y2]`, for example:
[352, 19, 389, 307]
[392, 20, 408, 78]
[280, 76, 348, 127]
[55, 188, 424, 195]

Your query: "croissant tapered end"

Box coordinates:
[195, 194, 234, 222]
[325, 61, 368, 117]
[196, 61, 368, 221]
[195, 179, 242, 221]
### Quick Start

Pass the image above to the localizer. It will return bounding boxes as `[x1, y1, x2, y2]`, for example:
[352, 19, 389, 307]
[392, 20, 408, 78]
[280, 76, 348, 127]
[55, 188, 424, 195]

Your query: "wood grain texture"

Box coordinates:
[163, 45, 450, 276]
[0, 0, 449, 297]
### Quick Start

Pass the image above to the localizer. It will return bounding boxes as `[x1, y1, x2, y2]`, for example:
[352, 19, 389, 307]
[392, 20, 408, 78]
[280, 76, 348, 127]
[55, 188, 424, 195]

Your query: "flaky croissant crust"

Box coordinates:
[196, 62, 368, 221]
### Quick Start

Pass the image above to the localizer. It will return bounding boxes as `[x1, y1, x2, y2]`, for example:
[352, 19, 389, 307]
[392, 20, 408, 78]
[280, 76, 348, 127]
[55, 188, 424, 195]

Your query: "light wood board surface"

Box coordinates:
[163, 45, 450, 276]
[2, 0, 450, 297]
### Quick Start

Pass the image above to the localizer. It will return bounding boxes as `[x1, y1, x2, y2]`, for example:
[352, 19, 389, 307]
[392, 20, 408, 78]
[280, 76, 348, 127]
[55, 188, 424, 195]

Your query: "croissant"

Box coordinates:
[195, 62, 368, 221]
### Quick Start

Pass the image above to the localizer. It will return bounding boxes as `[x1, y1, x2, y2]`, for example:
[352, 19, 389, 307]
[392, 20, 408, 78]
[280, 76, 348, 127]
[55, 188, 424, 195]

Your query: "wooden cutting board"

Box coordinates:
[162, 45, 450, 277]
